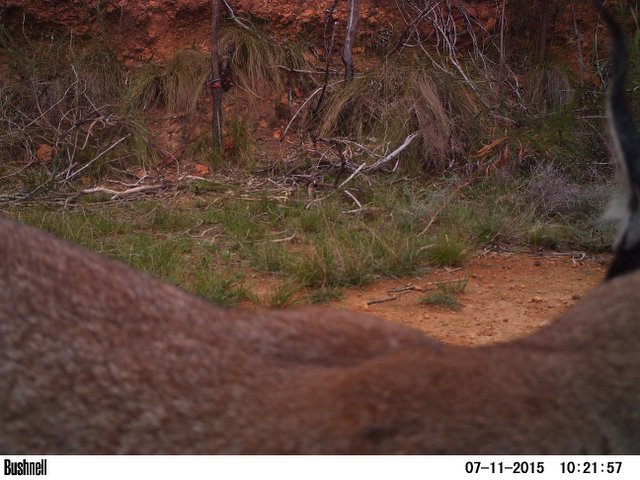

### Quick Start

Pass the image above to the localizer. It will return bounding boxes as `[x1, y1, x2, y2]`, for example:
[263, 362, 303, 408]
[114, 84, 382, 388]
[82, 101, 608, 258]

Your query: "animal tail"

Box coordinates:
[595, 1, 640, 279]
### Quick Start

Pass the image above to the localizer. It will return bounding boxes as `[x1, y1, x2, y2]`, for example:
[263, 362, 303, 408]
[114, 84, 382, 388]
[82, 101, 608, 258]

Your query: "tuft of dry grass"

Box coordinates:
[129, 49, 209, 114]
[310, 57, 487, 174]
[524, 64, 573, 112]
[218, 26, 311, 97]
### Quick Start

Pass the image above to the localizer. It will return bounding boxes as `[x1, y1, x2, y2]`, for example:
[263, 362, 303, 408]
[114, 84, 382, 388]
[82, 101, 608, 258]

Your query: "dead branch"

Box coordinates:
[80, 184, 166, 200]
[64, 134, 131, 182]
[366, 296, 398, 306]
[220, 0, 253, 31]
[365, 132, 420, 171]
[337, 162, 367, 189]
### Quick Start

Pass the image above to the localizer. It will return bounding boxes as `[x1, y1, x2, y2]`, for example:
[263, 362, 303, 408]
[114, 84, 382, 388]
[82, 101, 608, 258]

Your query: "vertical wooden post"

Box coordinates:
[342, 0, 361, 82]
[536, 0, 551, 64]
[496, 0, 507, 106]
[210, 0, 223, 151]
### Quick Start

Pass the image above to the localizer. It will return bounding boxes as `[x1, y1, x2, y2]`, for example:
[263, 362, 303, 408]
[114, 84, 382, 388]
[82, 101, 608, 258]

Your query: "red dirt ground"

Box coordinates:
[241, 251, 609, 346]
[326, 252, 608, 346]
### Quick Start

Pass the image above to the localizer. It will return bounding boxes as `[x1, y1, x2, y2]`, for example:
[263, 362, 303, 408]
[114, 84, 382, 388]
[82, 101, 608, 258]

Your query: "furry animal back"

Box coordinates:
[1, 2, 640, 453]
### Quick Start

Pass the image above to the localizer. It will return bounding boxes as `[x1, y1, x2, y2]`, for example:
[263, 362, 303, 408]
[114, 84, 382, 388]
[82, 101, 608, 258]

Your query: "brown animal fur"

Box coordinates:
[1, 216, 639, 453]
[2, 2, 640, 454]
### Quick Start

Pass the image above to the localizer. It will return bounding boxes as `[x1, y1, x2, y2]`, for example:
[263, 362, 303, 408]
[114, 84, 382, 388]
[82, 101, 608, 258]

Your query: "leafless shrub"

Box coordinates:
[526, 163, 610, 217]
[0, 37, 154, 196]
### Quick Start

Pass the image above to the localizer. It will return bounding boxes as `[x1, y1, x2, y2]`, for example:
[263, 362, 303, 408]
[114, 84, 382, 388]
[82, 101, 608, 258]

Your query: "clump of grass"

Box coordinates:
[246, 242, 289, 273]
[525, 162, 610, 219]
[527, 223, 564, 249]
[280, 221, 431, 288]
[285, 237, 373, 288]
[219, 26, 311, 97]
[183, 132, 219, 166]
[267, 281, 300, 308]
[308, 286, 344, 304]
[420, 277, 466, 311]
[194, 275, 247, 306]
[183, 125, 257, 169]
[311, 56, 487, 174]
[510, 90, 607, 178]
[191, 262, 248, 307]
[524, 63, 573, 112]
[118, 234, 191, 283]
[219, 26, 281, 95]
[148, 206, 196, 233]
[226, 119, 254, 165]
[471, 212, 505, 245]
[10, 208, 122, 250]
[425, 235, 467, 267]
[205, 199, 267, 241]
[420, 292, 462, 311]
[128, 48, 209, 114]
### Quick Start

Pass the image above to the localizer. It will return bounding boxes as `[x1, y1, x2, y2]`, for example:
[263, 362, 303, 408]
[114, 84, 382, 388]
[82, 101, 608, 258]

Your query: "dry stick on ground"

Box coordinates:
[366, 296, 398, 306]
[336, 131, 420, 189]
[80, 184, 167, 200]
[427, 278, 467, 286]
[388, 285, 423, 296]
[365, 131, 420, 171]
[64, 134, 131, 183]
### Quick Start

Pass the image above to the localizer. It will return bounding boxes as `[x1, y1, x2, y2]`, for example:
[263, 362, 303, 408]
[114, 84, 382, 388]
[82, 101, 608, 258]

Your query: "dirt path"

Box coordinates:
[327, 253, 609, 346]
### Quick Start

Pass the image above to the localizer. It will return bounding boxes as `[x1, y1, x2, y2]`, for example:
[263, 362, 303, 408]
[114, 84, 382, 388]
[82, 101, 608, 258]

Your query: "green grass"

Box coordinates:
[424, 235, 467, 267]
[4, 167, 615, 306]
[191, 261, 249, 306]
[308, 286, 345, 304]
[420, 292, 462, 311]
[267, 281, 301, 308]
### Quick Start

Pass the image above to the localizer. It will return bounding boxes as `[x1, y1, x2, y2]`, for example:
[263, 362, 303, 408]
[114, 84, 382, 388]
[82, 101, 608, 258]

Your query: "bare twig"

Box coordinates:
[281, 80, 344, 140]
[80, 183, 166, 199]
[65, 134, 131, 182]
[342, 189, 363, 211]
[337, 162, 367, 189]
[366, 296, 398, 306]
[366, 132, 420, 171]
[220, 0, 253, 31]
